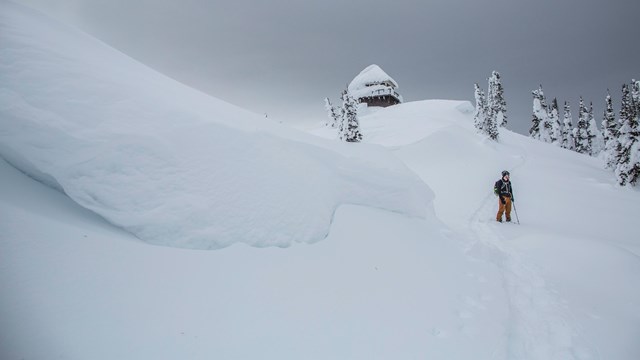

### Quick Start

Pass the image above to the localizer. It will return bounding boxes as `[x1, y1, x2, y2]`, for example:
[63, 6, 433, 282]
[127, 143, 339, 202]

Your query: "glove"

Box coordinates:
[500, 197, 506, 205]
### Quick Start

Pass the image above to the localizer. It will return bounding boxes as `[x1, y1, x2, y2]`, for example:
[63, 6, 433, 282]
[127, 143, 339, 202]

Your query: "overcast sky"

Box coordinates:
[15, 0, 640, 134]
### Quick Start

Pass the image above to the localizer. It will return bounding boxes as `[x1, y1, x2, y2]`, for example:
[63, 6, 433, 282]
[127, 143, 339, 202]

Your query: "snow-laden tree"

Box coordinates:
[587, 102, 603, 156]
[622, 141, 640, 186]
[548, 98, 562, 146]
[484, 105, 500, 141]
[573, 97, 591, 154]
[561, 101, 575, 150]
[473, 83, 487, 133]
[498, 83, 508, 128]
[487, 71, 507, 128]
[539, 94, 553, 143]
[616, 83, 640, 186]
[474, 81, 498, 141]
[619, 83, 633, 126]
[602, 90, 620, 169]
[530, 86, 547, 140]
[632, 79, 640, 114]
[324, 97, 340, 128]
[338, 90, 363, 143]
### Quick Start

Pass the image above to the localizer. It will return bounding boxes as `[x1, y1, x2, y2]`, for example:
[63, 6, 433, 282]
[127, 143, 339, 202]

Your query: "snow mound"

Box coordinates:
[311, 99, 473, 147]
[0, 2, 432, 249]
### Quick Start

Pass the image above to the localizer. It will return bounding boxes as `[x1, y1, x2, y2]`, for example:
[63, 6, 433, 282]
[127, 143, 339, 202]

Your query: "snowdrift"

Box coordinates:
[0, 2, 432, 249]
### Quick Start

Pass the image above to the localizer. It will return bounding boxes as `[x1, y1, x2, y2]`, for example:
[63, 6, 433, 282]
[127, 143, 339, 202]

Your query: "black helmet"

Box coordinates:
[502, 170, 510, 177]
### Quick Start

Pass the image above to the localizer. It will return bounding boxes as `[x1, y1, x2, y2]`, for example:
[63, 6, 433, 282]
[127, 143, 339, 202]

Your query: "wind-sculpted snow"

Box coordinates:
[0, 2, 432, 249]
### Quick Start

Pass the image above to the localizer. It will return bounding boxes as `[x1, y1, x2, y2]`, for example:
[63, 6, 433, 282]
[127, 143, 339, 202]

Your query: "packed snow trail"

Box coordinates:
[457, 145, 574, 358]
[466, 173, 595, 359]
[344, 105, 619, 359]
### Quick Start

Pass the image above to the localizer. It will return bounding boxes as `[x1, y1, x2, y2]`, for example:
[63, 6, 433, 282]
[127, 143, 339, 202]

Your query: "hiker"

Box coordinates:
[494, 170, 514, 222]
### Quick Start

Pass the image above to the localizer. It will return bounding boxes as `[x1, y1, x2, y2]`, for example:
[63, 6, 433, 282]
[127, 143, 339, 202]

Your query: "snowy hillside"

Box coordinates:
[2, 2, 640, 360]
[312, 100, 640, 359]
[0, 1, 430, 250]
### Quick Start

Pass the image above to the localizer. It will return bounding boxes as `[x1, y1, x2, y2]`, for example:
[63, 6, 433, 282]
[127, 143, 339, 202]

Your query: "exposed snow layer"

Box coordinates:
[348, 64, 403, 102]
[1, 157, 510, 360]
[0, 2, 431, 249]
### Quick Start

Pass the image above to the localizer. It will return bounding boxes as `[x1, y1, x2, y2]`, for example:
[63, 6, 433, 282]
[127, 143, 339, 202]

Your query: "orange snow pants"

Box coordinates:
[497, 196, 512, 222]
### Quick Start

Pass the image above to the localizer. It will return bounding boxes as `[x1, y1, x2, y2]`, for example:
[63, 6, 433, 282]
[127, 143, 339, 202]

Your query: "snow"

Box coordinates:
[311, 98, 640, 359]
[0, 1, 430, 249]
[2, 2, 640, 359]
[349, 64, 399, 90]
[347, 64, 403, 102]
[0, 156, 508, 360]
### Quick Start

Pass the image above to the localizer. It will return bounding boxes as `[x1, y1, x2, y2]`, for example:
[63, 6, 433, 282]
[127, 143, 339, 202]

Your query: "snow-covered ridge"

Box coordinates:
[0, 1, 432, 249]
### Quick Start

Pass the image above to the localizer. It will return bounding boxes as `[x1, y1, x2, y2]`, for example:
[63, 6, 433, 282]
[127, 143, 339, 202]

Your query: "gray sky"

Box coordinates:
[15, 0, 640, 134]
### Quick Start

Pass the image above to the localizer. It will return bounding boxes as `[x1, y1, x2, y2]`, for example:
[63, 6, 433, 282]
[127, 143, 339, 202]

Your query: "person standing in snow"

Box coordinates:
[494, 170, 514, 222]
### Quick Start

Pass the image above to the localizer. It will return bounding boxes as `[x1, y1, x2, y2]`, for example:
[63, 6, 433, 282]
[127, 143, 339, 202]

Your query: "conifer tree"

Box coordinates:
[632, 79, 640, 113]
[616, 82, 640, 186]
[620, 83, 633, 123]
[602, 90, 620, 169]
[587, 102, 603, 155]
[499, 83, 508, 128]
[338, 90, 363, 143]
[473, 83, 487, 133]
[548, 98, 562, 146]
[474, 81, 498, 141]
[561, 101, 575, 150]
[487, 71, 507, 128]
[573, 97, 591, 154]
[337, 91, 348, 140]
[484, 105, 500, 141]
[530, 86, 547, 140]
[539, 93, 553, 143]
[324, 97, 340, 128]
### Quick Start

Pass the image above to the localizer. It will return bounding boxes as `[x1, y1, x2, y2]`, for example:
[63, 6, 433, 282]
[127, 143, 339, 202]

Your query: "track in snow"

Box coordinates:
[464, 153, 596, 360]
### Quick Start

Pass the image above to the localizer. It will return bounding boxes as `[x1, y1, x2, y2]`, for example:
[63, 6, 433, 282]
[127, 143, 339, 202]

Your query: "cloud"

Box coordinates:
[14, 0, 640, 133]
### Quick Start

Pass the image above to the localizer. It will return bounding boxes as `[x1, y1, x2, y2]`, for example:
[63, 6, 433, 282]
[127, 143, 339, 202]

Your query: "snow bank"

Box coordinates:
[0, 156, 511, 360]
[0, 2, 432, 249]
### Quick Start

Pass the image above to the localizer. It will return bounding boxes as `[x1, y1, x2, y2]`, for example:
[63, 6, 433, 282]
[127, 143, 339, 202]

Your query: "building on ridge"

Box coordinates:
[348, 64, 403, 108]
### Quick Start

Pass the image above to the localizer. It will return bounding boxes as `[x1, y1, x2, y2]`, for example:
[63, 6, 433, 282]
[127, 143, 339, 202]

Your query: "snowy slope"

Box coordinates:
[314, 100, 640, 358]
[2, 1, 640, 359]
[397, 112, 640, 360]
[0, 1, 431, 250]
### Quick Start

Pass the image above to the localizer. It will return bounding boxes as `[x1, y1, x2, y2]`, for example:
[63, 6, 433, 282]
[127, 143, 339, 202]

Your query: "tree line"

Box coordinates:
[325, 72, 640, 187]
[527, 81, 640, 187]
[474, 72, 639, 187]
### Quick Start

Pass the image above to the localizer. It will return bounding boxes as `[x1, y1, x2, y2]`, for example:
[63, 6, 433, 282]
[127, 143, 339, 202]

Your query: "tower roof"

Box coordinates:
[348, 64, 399, 92]
[347, 64, 402, 105]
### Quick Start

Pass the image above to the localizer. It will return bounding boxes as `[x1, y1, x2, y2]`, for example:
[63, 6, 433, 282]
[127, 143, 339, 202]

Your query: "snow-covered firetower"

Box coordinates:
[348, 64, 403, 108]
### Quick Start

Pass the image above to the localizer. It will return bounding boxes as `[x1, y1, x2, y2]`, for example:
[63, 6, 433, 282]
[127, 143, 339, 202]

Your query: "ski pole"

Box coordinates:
[512, 199, 520, 225]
